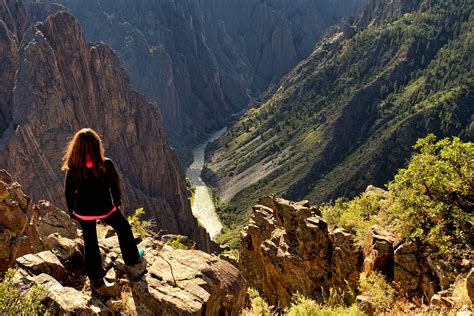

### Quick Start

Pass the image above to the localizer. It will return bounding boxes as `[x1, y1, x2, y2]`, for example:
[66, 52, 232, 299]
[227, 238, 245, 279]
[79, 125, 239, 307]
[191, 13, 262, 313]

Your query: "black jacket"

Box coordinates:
[65, 158, 122, 217]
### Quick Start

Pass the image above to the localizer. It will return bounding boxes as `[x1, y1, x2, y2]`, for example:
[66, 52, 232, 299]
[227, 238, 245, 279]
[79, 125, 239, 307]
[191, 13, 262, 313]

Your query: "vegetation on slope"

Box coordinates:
[205, 0, 474, 229]
[321, 135, 473, 256]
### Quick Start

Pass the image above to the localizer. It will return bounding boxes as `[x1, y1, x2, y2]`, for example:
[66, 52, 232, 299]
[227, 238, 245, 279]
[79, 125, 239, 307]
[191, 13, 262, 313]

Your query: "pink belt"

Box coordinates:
[73, 206, 117, 221]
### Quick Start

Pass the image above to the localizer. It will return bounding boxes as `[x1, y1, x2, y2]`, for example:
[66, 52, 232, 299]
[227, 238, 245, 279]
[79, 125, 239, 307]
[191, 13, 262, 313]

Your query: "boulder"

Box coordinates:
[44, 233, 83, 262]
[32, 201, 78, 240]
[118, 238, 246, 315]
[330, 227, 362, 290]
[393, 242, 422, 294]
[428, 257, 455, 290]
[12, 233, 246, 315]
[31, 273, 111, 314]
[16, 251, 66, 281]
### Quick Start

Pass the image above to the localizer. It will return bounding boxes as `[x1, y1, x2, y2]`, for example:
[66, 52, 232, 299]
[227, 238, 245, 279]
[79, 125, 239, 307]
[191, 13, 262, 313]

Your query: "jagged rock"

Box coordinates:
[11, 227, 246, 315]
[0, 2, 214, 252]
[0, 170, 43, 272]
[421, 275, 438, 302]
[30, 273, 112, 314]
[365, 185, 388, 196]
[467, 269, 474, 303]
[44, 233, 83, 262]
[16, 251, 66, 282]
[428, 257, 455, 290]
[394, 242, 422, 294]
[104, 267, 116, 282]
[32, 200, 78, 240]
[430, 293, 454, 308]
[362, 226, 398, 279]
[330, 227, 361, 290]
[240, 196, 360, 306]
[219, 253, 238, 267]
[130, 245, 246, 315]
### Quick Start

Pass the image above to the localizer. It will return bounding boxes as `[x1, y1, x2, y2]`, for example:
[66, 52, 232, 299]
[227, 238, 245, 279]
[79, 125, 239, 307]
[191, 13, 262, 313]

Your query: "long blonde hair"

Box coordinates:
[61, 128, 106, 177]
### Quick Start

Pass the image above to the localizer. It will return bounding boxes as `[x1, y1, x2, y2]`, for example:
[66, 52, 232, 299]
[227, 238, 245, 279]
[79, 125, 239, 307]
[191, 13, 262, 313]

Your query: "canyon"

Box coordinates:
[205, 0, 474, 216]
[44, 0, 365, 160]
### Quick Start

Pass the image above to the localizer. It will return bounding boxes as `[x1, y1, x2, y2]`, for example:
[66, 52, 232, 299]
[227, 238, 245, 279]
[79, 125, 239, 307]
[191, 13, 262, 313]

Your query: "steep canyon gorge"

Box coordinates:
[205, 0, 474, 215]
[1, 0, 472, 314]
[43, 0, 365, 160]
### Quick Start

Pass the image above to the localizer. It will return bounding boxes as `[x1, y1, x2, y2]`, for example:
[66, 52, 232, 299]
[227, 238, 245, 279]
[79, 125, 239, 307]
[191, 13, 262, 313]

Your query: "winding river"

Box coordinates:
[186, 128, 226, 239]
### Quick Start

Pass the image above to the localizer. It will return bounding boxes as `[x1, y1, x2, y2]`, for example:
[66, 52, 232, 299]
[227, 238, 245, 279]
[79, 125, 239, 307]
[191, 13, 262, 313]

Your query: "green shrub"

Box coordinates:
[128, 208, 150, 239]
[244, 288, 272, 316]
[321, 192, 390, 246]
[166, 236, 189, 250]
[358, 272, 396, 311]
[0, 269, 46, 315]
[286, 293, 363, 316]
[322, 135, 473, 255]
[214, 226, 241, 249]
[388, 135, 473, 254]
[321, 282, 355, 307]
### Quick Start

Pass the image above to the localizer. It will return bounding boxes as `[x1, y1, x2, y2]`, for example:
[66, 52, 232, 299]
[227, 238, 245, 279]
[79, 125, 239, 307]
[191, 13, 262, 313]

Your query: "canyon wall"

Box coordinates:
[0, 0, 212, 250]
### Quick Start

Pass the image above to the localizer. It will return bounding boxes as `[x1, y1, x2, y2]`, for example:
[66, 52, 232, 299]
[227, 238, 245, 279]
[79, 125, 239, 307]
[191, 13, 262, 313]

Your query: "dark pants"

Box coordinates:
[78, 210, 139, 280]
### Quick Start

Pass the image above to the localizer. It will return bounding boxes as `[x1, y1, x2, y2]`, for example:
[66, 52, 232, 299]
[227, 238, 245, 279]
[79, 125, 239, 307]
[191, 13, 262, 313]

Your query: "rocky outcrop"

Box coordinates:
[0, 169, 77, 273]
[361, 225, 473, 304]
[1, 168, 245, 314]
[240, 196, 361, 306]
[362, 226, 398, 279]
[241, 195, 473, 309]
[14, 234, 246, 315]
[47, 0, 364, 155]
[0, 3, 213, 250]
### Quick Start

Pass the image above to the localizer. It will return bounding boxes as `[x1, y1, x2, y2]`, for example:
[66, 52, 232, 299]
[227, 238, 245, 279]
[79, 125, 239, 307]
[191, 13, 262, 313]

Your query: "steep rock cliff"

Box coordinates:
[44, 0, 365, 158]
[0, 3, 213, 250]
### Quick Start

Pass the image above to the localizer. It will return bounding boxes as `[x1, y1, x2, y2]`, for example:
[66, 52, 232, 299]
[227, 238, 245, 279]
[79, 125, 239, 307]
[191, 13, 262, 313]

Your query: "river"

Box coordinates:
[186, 128, 226, 239]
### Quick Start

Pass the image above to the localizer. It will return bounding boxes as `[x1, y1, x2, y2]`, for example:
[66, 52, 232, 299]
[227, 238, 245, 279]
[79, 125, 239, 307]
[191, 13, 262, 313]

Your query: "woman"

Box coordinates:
[62, 128, 144, 290]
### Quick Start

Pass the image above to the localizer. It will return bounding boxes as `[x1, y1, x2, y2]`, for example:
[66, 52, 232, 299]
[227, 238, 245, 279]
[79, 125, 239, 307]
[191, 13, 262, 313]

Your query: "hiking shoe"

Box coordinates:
[138, 249, 145, 257]
[91, 278, 120, 297]
[124, 257, 147, 281]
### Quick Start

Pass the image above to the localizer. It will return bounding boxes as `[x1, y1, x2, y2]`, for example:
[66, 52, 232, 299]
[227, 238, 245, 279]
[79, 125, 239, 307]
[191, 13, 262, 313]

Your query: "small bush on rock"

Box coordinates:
[0, 269, 46, 315]
[128, 208, 151, 239]
[358, 272, 396, 311]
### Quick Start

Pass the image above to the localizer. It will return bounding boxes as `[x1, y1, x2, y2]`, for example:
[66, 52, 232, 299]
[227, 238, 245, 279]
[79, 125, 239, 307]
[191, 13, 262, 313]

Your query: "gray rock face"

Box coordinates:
[47, 0, 365, 153]
[0, 3, 213, 250]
